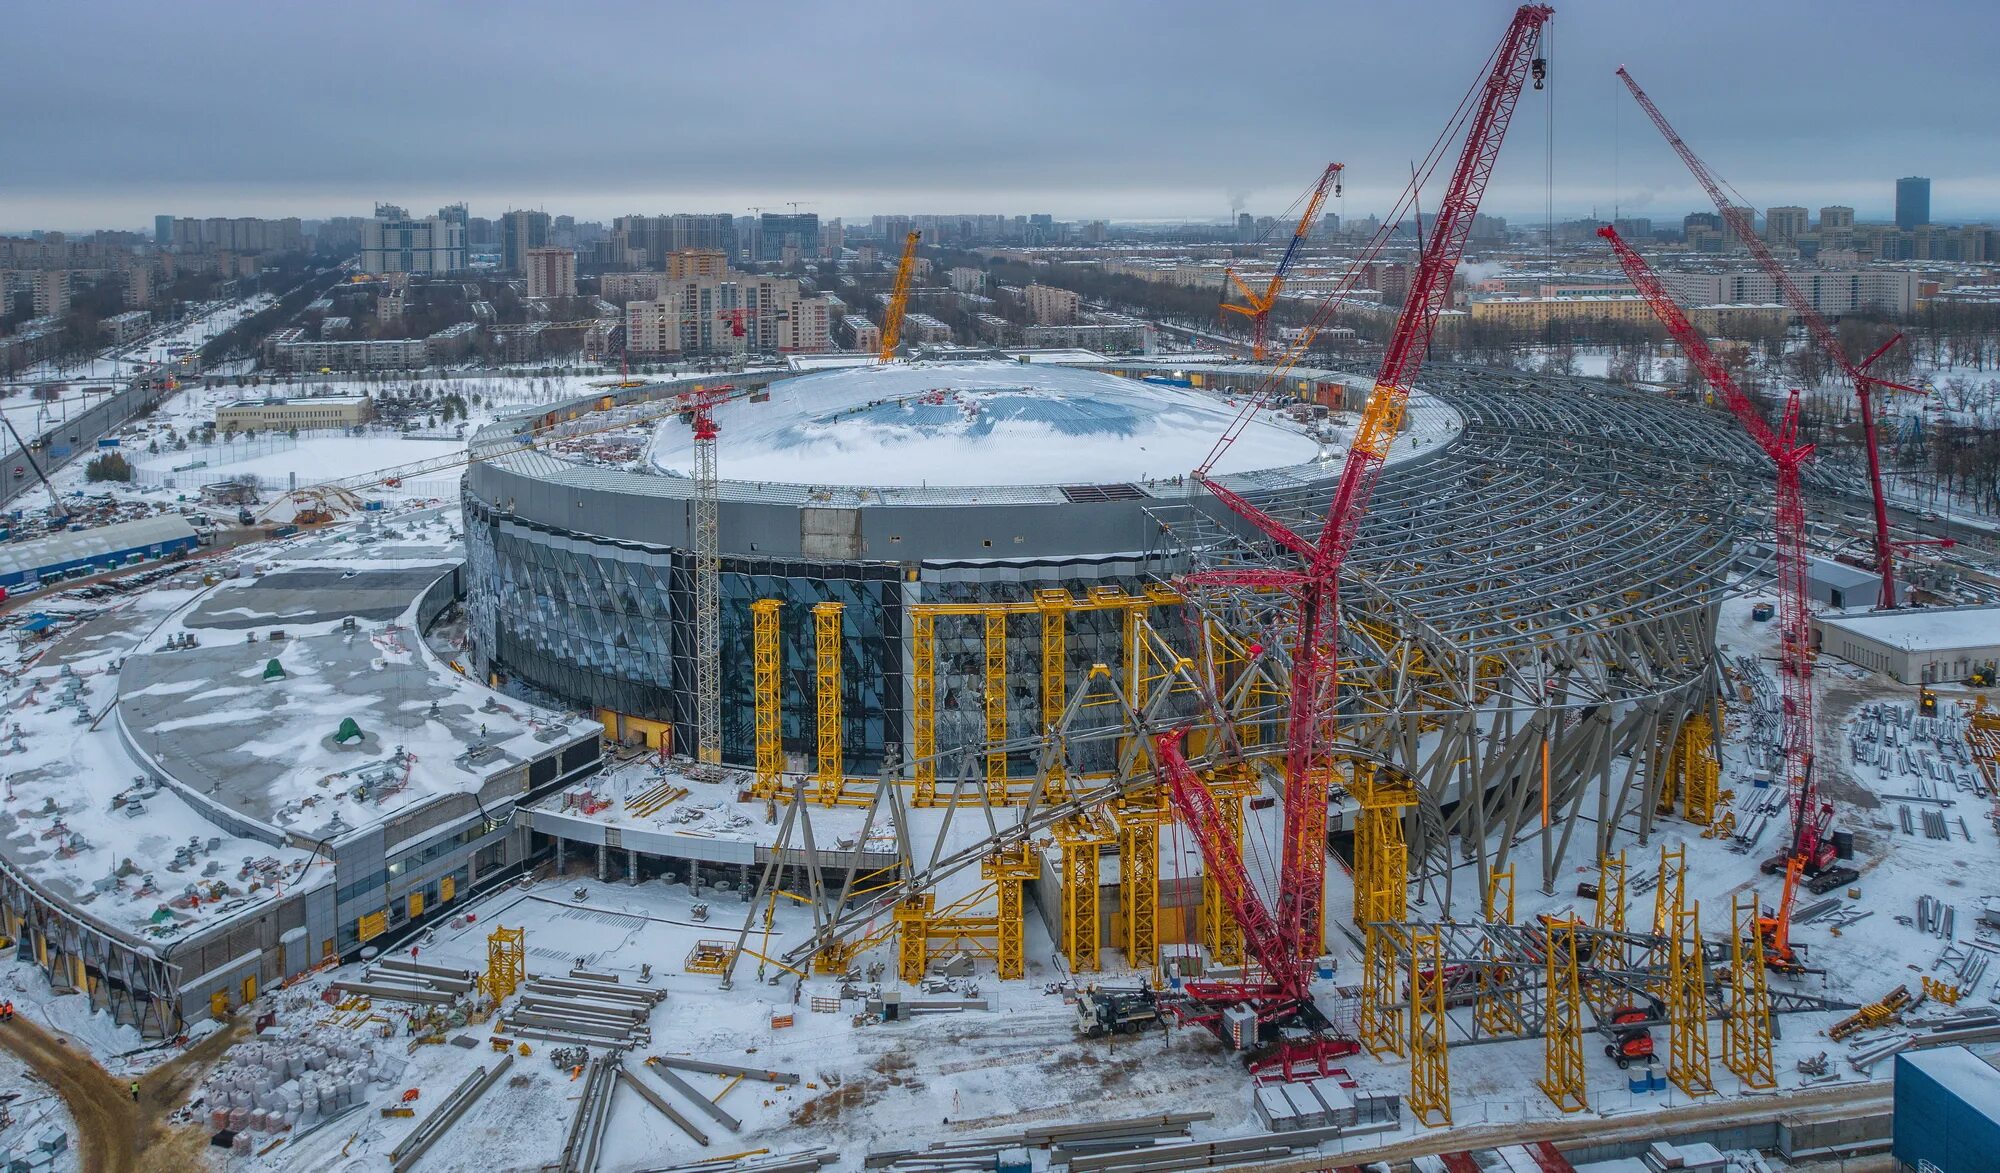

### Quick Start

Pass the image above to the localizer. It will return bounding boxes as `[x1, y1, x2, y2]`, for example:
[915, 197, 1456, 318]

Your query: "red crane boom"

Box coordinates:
[1598, 226, 1833, 873]
[1616, 67, 1926, 608]
[1156, 5, 1553, 1056]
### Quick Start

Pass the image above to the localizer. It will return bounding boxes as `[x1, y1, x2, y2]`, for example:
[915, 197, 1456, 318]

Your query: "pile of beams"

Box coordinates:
[497, 971, 664, 1048]
[332, 957, 476, 1006]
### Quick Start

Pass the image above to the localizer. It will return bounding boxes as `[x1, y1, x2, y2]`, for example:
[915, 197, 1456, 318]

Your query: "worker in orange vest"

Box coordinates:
[0, 1000, 14, 1020]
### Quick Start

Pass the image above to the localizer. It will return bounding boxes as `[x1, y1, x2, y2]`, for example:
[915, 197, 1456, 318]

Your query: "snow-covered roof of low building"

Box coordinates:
[1817, 602, 2000, 652]
[0, 514, 196, 581]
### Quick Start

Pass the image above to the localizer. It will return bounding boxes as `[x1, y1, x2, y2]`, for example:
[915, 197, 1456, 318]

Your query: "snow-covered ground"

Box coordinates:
[3, 296, 276, 389]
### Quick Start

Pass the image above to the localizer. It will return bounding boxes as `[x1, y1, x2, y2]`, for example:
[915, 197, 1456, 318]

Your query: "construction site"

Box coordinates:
[8, 6, 2000, 1172]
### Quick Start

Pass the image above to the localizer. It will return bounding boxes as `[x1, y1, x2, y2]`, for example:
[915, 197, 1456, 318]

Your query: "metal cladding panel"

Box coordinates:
[1894, 1049, 2000, 1173]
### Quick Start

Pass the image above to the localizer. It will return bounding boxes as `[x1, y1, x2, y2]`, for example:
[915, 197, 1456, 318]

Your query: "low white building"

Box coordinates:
[1814, 603, 2000, 684]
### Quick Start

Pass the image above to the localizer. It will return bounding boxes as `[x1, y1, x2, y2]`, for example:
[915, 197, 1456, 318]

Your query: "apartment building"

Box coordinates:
[361, 217, 466, 275]
[840, 315, 882, 354]
[1024, 283, 1080, 325]
[269, 337, 429, 372]
[523, 247, 577, 298]
[626, 270, 831, 355]
[1654, 269, 1923, 316]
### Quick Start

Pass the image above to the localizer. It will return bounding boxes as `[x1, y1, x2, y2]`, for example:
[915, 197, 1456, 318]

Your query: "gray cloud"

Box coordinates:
[6, 0, 1996, 231]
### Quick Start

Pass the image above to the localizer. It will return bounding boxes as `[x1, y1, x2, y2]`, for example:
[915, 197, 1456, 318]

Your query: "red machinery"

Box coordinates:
[1616, 68, 1944, 609]
[1154, 4, 1553, 1067]
[1222, 163, 1344, 362]
[1598, 227, 1839, 882]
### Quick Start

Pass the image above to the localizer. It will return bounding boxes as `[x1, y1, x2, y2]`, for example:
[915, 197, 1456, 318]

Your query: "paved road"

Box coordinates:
[0, 1009, 244, 1172]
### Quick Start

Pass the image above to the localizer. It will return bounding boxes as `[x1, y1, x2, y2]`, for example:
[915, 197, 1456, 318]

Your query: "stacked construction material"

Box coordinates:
[332, 956, 477, 1006]
[498, 971, 664, 1048]
[200, 1031, 401, 1135]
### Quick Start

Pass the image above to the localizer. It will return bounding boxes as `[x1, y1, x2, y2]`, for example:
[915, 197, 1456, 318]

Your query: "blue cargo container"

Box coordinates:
[96, 437, 120, 449]
[1894, 1048, 2000, 1172]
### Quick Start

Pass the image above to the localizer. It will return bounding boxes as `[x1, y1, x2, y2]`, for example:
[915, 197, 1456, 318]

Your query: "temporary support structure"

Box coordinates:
[1037, 589, 1071, 801]
[1351, 760, 1414, 929]
[1653, 845, 1687, 937]
[752, 600, 782, 799]
[1594, 851, 1627, 935]
[1666, 711, 1721, 825]
[1725, 891, 1777, 1089]
[912, 611, 939, 805]
[1052, 812, 1114, 974]
[1117, 787, 1165, 969]
[986, 611, 1009, 804]
[983, 843, 1038, 979]
[1408, 926, 1451, 1127]
[1198, 767, 1256, 969]
[1475, 867, 1525, 1036]
[1359, 925, 1405, 1059]
[894, 895, 933, 983]
[1539, 916, 1588, 1114]
[1667, 901, 1716, 1097]
[812, 602, 844, 805]
[483, 925, 526, 1003]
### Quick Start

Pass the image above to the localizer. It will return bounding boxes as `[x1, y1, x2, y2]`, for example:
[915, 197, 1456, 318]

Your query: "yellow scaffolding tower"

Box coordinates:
[1359, 925, 1405, 1058]
[983, 843, 1039, 980]
[1409, 927, 1452, 1127]
[1594, 851, 1627, 934]
[1200, 767, 1256, 969]
[482, 925, 526, 1003]
[1668, 712, 1722, 825]
[1037, 590, 1070, 803]
[1117, 788, 1165, 970]
[1653, 844, 1687, 937]
[985, 611, 1008, 805]
[1539, 916, 1588, 1114]
[1351, 760, 1413, 928]
[912, 610, 938, 807]
[1667, 900, 1716, 1097]
[1476, 866, 1525, 1036]
[751, 600, 782, 799]
[894, 894, 933, 983]
[1724, 891, 1777, 1090]
[812, 602, 843, 805]
[1052, 813, 1112, 974]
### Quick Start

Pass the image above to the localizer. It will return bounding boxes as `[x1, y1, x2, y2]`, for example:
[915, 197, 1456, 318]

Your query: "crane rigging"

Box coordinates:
[1615, 67, 1939, 609]
[1154, 4, 1553, 1067]
[1599, 227, 1848, 911]
[878, 231, 922, 363]
[1221, 163, 1344, 362]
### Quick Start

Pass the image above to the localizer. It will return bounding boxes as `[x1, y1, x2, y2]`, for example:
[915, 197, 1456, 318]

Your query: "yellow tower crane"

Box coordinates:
[878, 231, 922, 363]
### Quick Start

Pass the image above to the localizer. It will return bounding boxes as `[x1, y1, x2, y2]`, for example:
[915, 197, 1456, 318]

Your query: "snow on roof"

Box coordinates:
[1818, 603, 2000, 653]
[1899, 1046, 2000, 1123]
[0, 515, 196, 580]
[651, 359, 1324, 488]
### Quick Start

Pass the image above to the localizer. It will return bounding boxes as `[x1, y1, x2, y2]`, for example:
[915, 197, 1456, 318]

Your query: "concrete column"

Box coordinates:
[627, 849, 639, 884]
[555, 835, 565, 875]
[597, 844, 608, 882]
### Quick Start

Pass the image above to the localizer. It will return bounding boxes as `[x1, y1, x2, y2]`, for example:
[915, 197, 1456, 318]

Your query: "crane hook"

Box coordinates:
[1531, 57, 1547, 90]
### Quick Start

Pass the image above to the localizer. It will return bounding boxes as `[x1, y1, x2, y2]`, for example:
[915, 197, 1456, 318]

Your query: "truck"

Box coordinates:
[1074, 985, 1163, 1038]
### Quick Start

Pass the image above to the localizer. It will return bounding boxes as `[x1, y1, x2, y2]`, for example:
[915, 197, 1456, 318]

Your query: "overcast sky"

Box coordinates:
[7, 1, 1997, 233]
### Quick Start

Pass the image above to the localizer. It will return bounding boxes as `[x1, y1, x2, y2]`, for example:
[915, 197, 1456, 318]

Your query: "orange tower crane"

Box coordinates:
[1222, 163, 1344, 361]
[879, 231, 922, 363]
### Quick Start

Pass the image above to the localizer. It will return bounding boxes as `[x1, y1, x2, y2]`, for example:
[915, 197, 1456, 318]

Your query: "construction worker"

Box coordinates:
[0, 1000, 14, 1021]
[129, 1081, 140, 1101]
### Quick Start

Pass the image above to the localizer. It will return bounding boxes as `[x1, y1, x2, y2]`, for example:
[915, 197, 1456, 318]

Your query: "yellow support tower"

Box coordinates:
[1037, 590, 1070, 803]
[482, 925, 526, 1004]
[1409, 927, 1452, 1127]
[751, 600, 782, 799]
[812, 602, 843, 805]
[894, 895, 933, 983]
[1667, 901, 1716, 1097]
[1594, 851, 1627, 934]
[1351, 760, 1413, 928]
[983, 843, 1038, 980]
[1724, 891, 1777, 1090]
[911, 610, 937, 807]
[1052, 814, 1111, 974]
[1200, 768, 1256, 969]
[1671, 713, 1722, 825]
[1117, 789, 1164, 970]
[1359, 925, 1405, 1058]
[1539, 916, 1589, 1114]
[1653, 844, 1687, 936]
[1476, 866, 1525, 1036]
[985, 610, 1008, 804]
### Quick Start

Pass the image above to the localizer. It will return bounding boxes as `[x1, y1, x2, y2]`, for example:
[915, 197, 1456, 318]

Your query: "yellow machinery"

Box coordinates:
[482, 926, 526, 1003]
[1408, 927, 1451, 1127]
[1666, 901, 1715, 1097]
[878, 231, 922, 362]
[1539, 916, 1588, 1113]
[1724, 891, 1777, 1089]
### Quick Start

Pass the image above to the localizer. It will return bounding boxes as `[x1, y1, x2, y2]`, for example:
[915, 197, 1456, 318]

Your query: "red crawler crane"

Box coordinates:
[1598, 226, 1839, 880]
[1154, 4, 1553, 1068]
[1616, 68, 1945, 608]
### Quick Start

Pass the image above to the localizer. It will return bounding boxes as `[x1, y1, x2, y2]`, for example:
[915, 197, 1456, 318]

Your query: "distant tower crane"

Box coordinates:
[683, 384, 736, 771]
[1617, 68, 1943, 608]
[1222, 163, 1343, 362]
[879, 230, 922, 363]
[1154, 4, 1553, 1068]
[1599, 226, 1842, 892]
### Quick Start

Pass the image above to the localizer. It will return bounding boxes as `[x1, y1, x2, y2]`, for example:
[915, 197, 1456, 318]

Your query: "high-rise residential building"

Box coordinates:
[154, 215, 173, 247]
[1764, 207, 1809, 247]
[436, 203, 469, 227]
[373, 203, 410, 220]
[666, 249, 729, 281]
[123, 267, 152, 308]
[755, 213, 819, 263]
[1819, 206, 1855, 231]
[1024, 283, 1081, 325]
[1896, 177, 1931, 231]
[360, 216, 466, 274]
[626, 269, 831, 355]
[1720, 206, 1758, 251]
[501, 210, 551, 273]
[32, 270, 71, 317]
[161, 216, 305, 254]
[523, 247, 577, 298]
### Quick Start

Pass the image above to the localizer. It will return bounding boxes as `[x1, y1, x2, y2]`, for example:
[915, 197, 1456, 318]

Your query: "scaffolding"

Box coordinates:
[983, 843, 1039, 980]
[1117, 787, 1164, 970]
[1409, 926, 1452, 1127]
[912, 611, 938, 806]
[1352, 760, 1414, 928]
[894, 895, 933, 983]
[1667, 711, 1722, 825]
[1199, 767, 1256, 969]
[1052, 812, 1114, 974]
[1539, 916, 1588, 1114]
[1667, 901, 1716, 1097]
[752, 600, 782, 799]
[1724, 891, 1777, 1089]
[1653, 844, 1687, 937]
[812, 602, 843, 805]
[482, 925, 526, 1003]
[1038, 589, 1070, 803]
[1475, 866, 1525, 1036]
[1359, 924, 1404, 1058]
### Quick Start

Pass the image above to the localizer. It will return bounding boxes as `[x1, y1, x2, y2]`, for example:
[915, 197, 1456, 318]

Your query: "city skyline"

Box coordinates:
[6, 1, 1998, 232]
